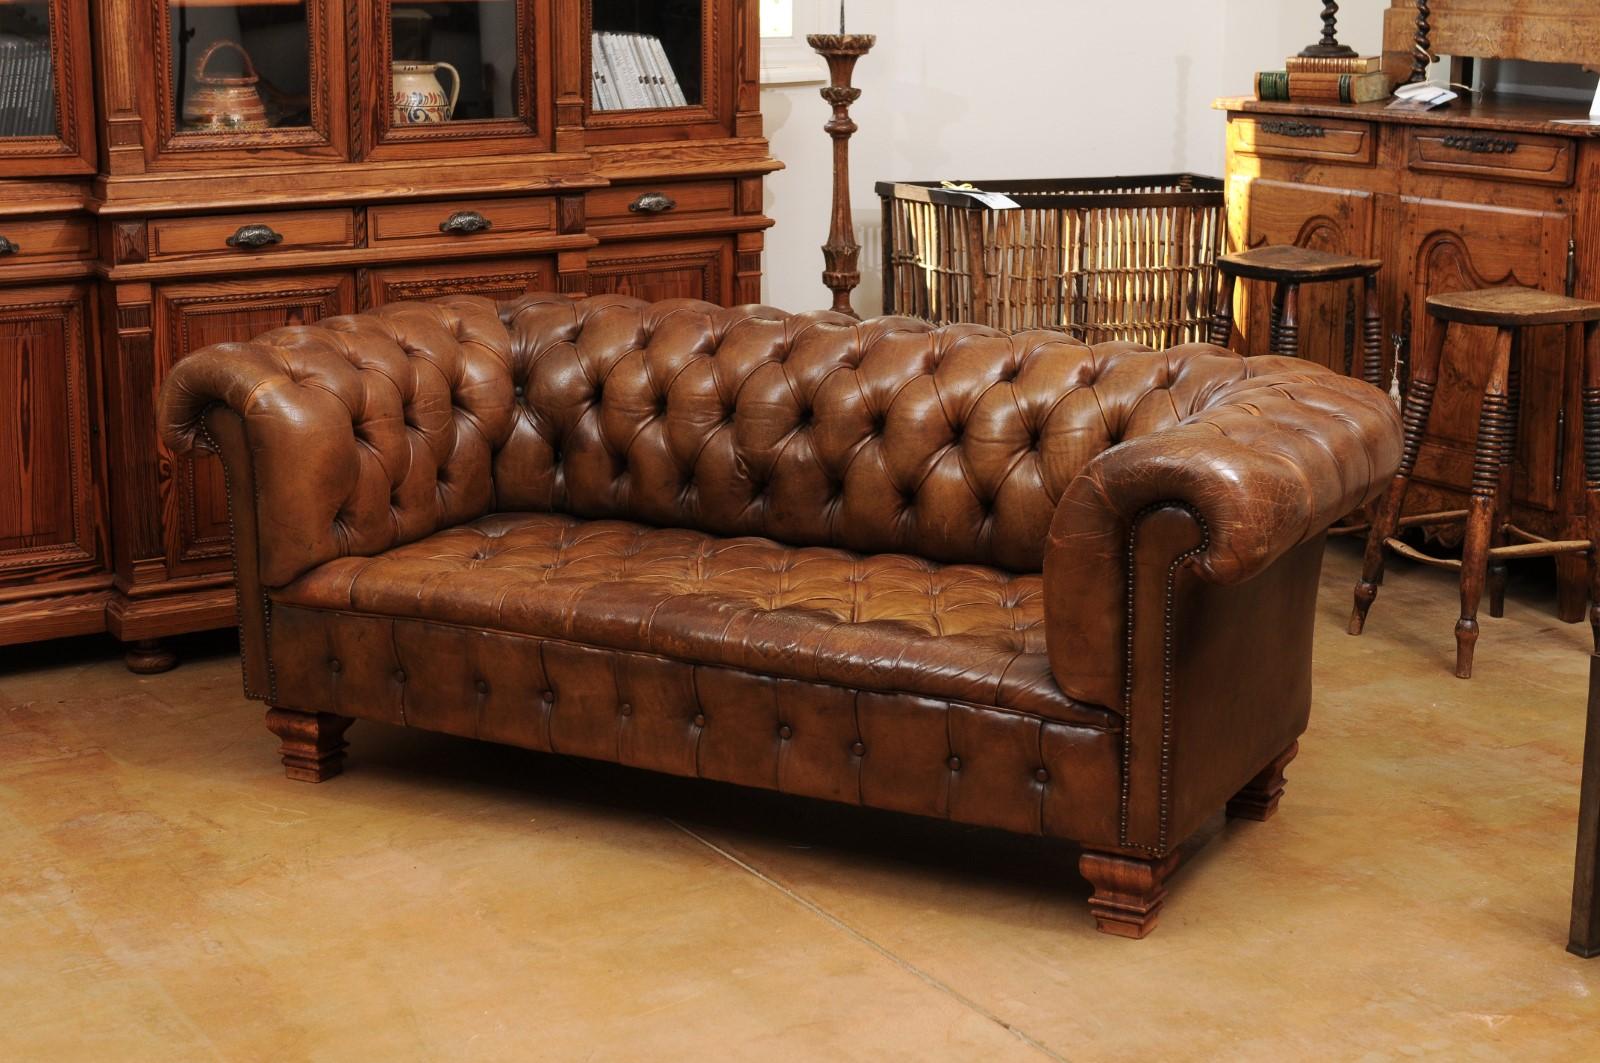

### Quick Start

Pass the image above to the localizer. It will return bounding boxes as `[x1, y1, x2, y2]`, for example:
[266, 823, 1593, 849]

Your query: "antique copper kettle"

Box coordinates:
[182, 40, 269, 132]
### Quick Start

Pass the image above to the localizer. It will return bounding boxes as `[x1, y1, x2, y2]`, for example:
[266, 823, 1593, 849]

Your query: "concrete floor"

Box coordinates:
[3, 541, 1599, 1061]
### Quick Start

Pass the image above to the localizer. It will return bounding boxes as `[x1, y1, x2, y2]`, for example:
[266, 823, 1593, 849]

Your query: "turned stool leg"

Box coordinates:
[1270, 282, 1287, 355]
[264, 708, 354, 782]
[1361, 272, 1385, 388]
[1209, 271, 1238, 349]
[1488, 332, 1522, 619]
[1352, 314, 1448, 635]
[1584, 321, 1600, 654]
[1276, 283, 1302, 359]
[1456, 327, 1517, 679]
[1079, 850, 1181, 939]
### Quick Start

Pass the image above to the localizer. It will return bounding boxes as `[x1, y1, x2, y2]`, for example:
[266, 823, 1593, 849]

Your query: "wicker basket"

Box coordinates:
[876, 174, 1227, 347]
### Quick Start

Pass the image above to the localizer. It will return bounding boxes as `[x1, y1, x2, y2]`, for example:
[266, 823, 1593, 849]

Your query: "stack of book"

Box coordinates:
[1254, 54, 1390, 105]
[592, 32, 687, 111]
[0, 34, 56, 137]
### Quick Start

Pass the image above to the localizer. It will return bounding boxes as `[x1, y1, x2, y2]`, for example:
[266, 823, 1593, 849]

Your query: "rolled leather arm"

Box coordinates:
[1044, 369, 1402, 707]
[158, 299, 515, 587]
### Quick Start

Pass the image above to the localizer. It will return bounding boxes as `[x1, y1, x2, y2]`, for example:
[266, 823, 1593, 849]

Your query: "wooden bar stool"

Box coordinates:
[1349, 287, 1600, 679]
[1209, 245, 1387, 387]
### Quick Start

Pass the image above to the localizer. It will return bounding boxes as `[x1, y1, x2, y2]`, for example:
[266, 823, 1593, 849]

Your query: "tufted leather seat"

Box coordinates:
[274, 512, 1107, 726]
[159, 292, 1403, 938]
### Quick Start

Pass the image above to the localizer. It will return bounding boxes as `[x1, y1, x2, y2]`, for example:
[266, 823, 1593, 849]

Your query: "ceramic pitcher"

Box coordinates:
[391, 61, 460, 125]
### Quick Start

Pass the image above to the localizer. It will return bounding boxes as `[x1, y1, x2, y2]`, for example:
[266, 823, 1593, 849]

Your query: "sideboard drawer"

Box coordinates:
[588, 181, 738, 228]
[1230, 116, 1375, 165]
[1407, 127, 1575, 186]
[149, 210, 357, 261]
[0, 216, 94, 264]
[369, 197, 558, 246]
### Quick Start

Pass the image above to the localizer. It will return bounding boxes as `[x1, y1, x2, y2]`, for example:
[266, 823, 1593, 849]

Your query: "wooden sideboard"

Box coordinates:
[1217, 93, 1600, 620]
[0, 0, 777, 669]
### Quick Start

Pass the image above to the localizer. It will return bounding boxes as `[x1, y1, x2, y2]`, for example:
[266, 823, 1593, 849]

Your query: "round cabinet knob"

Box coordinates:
[628, 192, 677, 215]
[439, 211, 493, 235]
[225, 224, 284, 250]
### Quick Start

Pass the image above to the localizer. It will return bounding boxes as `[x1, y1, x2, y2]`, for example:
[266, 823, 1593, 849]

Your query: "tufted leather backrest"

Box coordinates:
[493, 293, 1272, 572]
[161, 292, 1302, 587]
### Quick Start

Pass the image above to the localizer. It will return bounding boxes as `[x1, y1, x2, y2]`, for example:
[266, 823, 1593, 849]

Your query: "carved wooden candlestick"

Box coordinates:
[1300, 0, 1359, 59]
[807, 32, 874, 317]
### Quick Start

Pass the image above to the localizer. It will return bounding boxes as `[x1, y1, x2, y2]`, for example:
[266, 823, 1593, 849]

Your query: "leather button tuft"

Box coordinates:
[475, 679, 488, 694]
[948, 756, 962, 771]
[541, 690, 555, 704]
[779, 724, 793, 740]
[693, 713, 707, 727]
[620, 702, 633, 717]
[393, 670, 406, 683]
[1035, 768, 1050, 783]
[329, 658, 342, 673]
[851, 741, 866, 756]
[514, 385, 525, 397]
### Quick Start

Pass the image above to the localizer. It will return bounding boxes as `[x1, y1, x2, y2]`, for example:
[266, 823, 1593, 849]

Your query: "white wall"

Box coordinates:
[759, 0, 1387, 314]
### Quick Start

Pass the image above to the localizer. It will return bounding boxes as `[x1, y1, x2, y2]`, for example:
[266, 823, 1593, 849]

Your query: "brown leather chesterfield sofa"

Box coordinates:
[159, 293, 1401, 938]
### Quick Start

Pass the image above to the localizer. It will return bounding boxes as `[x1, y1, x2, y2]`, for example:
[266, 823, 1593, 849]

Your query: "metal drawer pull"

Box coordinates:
[225, 224, 284, 249]
[1442, 134, 1519, 155]
[1260, 120, 1326, 139]
[439, 211, 493, 235]
[629, 192, 677, 214]
[0, 235, 18, 256]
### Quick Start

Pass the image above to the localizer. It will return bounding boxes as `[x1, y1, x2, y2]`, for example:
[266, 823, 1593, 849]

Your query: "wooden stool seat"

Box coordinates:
[1427, 287, 1600, 328]
[1209, 244, 1386, 388]
[1217, 245, 1384, 284]
[1351, 286, 1600, 678]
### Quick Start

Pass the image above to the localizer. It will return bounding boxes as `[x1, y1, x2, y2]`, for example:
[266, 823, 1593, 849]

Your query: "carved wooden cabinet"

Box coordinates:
[1220, 95, 1600, 618]
[0, 0, 777, 668]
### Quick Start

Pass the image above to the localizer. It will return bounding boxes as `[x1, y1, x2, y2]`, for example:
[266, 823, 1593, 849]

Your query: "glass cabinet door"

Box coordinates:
[373, 0, 548, 154]
[158, 0, 339, 155]
[589, 0, 703, 113]
[0, 2, 57, 138]
[0, 0, 94, 172]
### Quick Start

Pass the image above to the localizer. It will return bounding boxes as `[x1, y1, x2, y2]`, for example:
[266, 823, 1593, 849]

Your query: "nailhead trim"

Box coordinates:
[1118, 501, 1209, 857]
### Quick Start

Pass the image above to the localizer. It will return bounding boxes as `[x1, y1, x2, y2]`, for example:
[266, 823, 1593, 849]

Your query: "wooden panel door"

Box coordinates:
[1227, 175, 1376, 377]
[152, 273, 355, 578]
[0, 284, 105, 591]
[1398, 198, 1573, 512]
[366, 257, 558, 306]
[587, 236, 734, 304]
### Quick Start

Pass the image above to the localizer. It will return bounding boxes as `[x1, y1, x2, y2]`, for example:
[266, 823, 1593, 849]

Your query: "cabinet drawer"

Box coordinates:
[368, 197, 557, 246]
[1407, 128, 1575, 186]
[0, 216, 95, 264]
[1230, 116, 1375, 165]
[588, 181, 738, 228]
[149, 210, 357, 261]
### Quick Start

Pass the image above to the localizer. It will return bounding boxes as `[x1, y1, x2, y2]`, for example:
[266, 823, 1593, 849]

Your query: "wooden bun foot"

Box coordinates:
[1227, 740, 1299, 822]
[264, 708, 354, 783]
[1079, 851, 1181, 939]
[124, 638, 178, 675]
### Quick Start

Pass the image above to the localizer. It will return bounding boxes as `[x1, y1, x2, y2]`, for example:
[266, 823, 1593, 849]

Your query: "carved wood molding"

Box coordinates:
[1442, 134, 1520, 155]
[1261, 120, 1328, 139]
